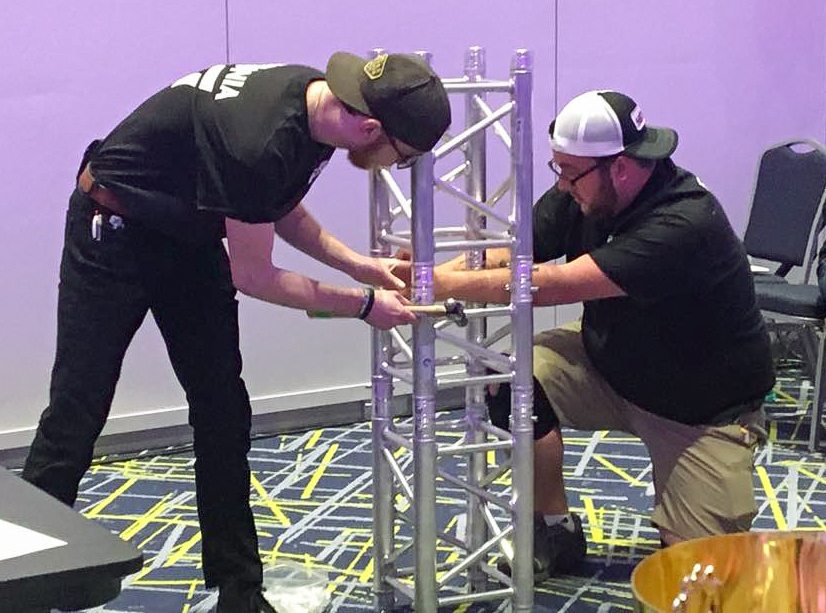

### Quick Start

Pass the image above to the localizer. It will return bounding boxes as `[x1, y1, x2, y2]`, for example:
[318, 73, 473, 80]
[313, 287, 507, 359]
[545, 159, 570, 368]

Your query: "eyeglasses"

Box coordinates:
[342, 100, 423, 169]
[548, 156, 615, 186]
[388, 137, 423, 169]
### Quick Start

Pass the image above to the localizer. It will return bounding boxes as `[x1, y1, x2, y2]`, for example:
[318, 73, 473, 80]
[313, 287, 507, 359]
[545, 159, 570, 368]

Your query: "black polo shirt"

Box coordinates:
[533, 159, 775, 424]
[86, 64, 335, 243]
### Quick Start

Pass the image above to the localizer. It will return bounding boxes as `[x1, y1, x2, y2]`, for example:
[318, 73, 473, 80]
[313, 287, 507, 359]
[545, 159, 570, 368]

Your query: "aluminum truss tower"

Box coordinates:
[369, 46, 534, 612]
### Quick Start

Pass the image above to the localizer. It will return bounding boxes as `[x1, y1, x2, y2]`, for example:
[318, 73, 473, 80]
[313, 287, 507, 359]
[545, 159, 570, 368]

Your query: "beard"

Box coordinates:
[580, 171, 619, 222]
[347, 149, 372, 170]
[348, 143, 385, 170]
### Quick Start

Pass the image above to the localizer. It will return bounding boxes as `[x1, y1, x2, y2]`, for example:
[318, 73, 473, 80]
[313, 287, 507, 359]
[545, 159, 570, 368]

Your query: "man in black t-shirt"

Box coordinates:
[23, 53, 450, 612]
[411, 90, 775, 582]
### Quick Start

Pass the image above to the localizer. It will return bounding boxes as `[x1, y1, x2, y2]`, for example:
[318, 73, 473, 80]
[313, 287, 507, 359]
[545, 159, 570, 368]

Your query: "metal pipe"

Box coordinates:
[434, 238, 513, 251]
[443, 80, 513, 93]
[487, 176, 513, 209]
[436, 439, 513, 455]
[379, 168, 412, 219]
[393, 522, 470, 554]
[438, 588, 516, 607]
[478, 419, 515, 441]
[482, 503, 514, 558]
[436, 469, 511, 511]
[384, 577, 415, 600]
[387, 226, 468, 238]
[473, 94, 513, 149]
[482, 322, 513, 348]
[380, 364, 413, 385]
[388, 328, 412, 361]
[392, 355, 466, 369]
[507, 48, 535, 613]
[410, 148, 438, 612]
[465, 305, 512, 318]
[382, 428, 413, 452]
[434, 180, 512, 227]
[366, 47, 397, 613]
[435, 328, 513, 365]
[382, 447, 414, 504]
[435, 372, 511, 391]
[385, 538, 413, 566]
[478, 228, 512, 240]
[440, 161, 470, 182]
[478, 459, 512, 489]
[434, 101, 515, 159]
[437, 526, 514, 586]
[377, 233, 412, 250]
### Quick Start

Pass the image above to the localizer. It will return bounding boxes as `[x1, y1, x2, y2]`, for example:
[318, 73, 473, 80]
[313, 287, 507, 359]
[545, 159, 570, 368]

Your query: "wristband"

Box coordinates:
[356, 287, 375, 320]
[306, 310, 334, 318]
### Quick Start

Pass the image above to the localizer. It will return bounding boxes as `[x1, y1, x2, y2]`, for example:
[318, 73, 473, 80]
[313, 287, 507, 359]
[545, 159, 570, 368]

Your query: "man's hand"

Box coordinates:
[382, 258, 461, 301]
[365, 290, 418, 330]
[386, 259, 412, 297]
[351, 255, 408, 291]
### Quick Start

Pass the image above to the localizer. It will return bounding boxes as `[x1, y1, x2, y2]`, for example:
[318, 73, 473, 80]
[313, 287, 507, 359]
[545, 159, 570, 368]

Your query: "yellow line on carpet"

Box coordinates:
[592, 454, 646, 487]
[582, 496, 603, 542]
[756, 466, 787, 530]
[301, 443, 339, 500]
[120, 494, 172, 540]
[84, 477, 137, 518]
[306, 429, 323, 449]
[250, 472, 291, 526]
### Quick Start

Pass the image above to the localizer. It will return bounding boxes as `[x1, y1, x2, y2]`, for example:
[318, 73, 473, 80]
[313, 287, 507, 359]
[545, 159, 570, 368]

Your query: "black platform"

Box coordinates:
[0, 466, 143, 612]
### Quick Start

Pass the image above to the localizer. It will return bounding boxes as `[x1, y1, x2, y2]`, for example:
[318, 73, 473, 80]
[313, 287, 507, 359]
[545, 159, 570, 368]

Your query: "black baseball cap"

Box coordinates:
[326, 52, 451, 152]
[549, 90, 677, 160]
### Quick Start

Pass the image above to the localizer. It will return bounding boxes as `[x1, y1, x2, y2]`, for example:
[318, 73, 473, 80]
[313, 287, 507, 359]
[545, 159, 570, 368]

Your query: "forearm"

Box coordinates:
[226, 216, 370, 315]
[441, 247, 513, 271]
[274, 203, 360, 275]
[434, 267, 513, 304]
[434, 265, 578, 306]
[532, 256, 626, 305]
[236, 264, 365, 315]
[433, 255, 625, 306]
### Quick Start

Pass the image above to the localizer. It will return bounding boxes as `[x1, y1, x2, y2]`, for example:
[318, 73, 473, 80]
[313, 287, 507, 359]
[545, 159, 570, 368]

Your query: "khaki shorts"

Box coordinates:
[533, 322, 766, 540]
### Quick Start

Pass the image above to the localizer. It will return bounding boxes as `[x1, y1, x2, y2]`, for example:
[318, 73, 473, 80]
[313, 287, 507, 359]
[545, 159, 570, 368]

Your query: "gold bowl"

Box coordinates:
[631, 531, 826, 612]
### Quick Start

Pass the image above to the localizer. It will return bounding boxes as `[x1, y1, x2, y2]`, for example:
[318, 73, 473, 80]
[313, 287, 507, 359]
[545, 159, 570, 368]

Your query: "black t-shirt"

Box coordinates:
[533, 159, 775, 424]
[87, 63, 335, 242]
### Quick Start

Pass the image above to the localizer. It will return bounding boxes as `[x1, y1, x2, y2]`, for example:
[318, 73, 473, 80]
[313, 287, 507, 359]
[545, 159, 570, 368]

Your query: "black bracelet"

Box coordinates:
[356, 287, 375, 320]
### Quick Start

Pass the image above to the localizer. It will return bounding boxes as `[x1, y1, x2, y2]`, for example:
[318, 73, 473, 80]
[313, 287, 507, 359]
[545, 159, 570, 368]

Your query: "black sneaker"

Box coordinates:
[497, 513, 587, 583]
[217, 582, 277, 613]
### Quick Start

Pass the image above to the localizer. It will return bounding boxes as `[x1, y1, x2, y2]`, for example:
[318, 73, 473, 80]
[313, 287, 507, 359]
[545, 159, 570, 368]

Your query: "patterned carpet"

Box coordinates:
[65, 360, 824, 612]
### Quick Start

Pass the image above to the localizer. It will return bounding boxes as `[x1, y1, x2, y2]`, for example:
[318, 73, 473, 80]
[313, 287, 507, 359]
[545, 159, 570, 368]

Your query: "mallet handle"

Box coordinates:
[406, 305, 447, 315]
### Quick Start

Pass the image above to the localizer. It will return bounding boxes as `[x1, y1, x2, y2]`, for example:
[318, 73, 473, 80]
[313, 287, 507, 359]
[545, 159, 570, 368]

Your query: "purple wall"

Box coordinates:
[0, 1, 226, 441]
[557, 0, 826, 232]
[1, 1, 824, 447]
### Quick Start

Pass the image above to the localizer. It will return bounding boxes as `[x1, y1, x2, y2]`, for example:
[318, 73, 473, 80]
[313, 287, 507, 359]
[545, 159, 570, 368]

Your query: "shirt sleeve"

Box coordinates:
[192, 70, 300, 223]
[532, 186, 578, 263]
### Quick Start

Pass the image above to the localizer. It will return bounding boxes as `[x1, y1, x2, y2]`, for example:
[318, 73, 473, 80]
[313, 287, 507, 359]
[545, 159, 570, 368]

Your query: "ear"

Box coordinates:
[358, 117, 384, 145]
[611, 155, 631, 182]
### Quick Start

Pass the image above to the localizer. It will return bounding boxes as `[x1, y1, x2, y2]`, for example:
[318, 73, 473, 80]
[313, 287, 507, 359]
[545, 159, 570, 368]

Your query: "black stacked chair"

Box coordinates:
[742, 138, 826, 451]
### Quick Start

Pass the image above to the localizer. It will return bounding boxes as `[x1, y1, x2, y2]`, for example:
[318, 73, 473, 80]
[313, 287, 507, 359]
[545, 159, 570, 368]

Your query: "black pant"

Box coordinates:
[23, 190, 262, 589]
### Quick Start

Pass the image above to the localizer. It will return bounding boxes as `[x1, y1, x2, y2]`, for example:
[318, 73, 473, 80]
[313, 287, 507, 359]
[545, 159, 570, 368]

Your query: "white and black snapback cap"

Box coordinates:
[549, 90, 678, 159]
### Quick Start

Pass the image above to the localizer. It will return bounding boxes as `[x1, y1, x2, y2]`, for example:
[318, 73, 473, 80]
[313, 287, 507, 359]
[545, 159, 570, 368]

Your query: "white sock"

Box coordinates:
[543, 513, 576, 532]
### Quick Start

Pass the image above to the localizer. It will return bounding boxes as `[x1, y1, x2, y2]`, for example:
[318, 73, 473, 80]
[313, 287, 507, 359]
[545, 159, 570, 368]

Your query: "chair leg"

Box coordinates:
[809, 327, 826, 452]
[799, 325, 821, 382]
